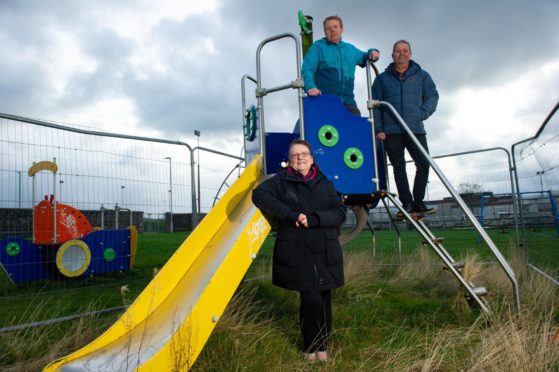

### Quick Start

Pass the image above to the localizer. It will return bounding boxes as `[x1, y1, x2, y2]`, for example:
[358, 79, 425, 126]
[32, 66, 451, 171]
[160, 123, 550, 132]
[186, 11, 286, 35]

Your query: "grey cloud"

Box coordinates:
[118, 14, 247, 136]
[0, 0, 558, 155]
[58, 30, 132, 108]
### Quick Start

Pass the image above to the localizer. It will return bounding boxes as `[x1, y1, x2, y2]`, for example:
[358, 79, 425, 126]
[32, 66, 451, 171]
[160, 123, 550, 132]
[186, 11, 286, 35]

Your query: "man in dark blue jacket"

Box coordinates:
[372, 40, 439, 215]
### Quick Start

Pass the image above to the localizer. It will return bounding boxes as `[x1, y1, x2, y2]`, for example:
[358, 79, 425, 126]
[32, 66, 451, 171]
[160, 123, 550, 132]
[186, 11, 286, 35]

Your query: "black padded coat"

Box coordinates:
[252, 167, 346, 291]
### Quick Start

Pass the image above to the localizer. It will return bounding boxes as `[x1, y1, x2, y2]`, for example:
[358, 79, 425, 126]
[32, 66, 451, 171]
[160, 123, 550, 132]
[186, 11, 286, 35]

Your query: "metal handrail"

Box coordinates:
[365, 60, 381, 191]
[372, 100, 521, 311]
[255, 33, 304, 174]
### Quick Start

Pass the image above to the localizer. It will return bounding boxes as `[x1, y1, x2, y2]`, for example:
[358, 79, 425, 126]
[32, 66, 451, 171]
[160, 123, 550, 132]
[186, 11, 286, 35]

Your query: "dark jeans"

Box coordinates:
[345, 104, 361, 117]
[384, 133, 430, 207]
[299, 290, 332, 352]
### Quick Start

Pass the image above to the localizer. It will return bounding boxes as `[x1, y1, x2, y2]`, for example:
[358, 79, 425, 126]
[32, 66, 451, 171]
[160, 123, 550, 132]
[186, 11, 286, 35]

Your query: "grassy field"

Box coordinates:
[0, 227, 558, 370]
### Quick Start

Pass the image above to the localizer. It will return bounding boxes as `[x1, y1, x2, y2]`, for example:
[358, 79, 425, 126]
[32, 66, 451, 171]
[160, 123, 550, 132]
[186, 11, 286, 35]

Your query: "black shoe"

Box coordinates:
[396, 203, 414, 218]
[414, 202, 436, 215]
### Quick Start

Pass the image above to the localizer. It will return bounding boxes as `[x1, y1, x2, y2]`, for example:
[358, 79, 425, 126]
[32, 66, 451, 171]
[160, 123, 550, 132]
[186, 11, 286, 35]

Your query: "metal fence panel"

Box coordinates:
[512, 103, 559, 281]
[375, 147, 517, 232]
[0, 115, 193, 298]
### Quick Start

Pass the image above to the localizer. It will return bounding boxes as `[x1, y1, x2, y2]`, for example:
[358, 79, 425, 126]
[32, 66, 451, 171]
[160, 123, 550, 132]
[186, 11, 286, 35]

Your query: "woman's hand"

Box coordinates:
[295, 213, 308, 228]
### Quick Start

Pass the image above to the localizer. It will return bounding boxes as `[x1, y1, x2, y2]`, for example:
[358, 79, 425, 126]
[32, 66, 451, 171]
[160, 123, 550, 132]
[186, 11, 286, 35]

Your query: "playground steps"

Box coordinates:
[442, 261, 466, 270]
[422, 237, 445, 245]
[384, 192, 490, 314]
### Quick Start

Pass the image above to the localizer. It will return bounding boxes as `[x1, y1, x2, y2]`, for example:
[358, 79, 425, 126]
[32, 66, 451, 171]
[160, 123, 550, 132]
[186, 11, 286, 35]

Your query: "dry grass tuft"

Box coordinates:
[3, 244, 558, 371]
[461, 253, 482, 283]
[0, 298, 114, 372]
[393, 246, 439, 281]
[372, 311, 559, 371]
[337, 251, 379, 303]
[467, 311, 559, 371]
[344, 251, 375, 283]
[451, 253, 483, 314]
[369, 243, 559, 372]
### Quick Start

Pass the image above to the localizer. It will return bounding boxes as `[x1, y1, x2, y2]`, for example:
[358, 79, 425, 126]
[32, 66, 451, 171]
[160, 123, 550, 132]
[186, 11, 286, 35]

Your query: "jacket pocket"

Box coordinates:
[324, 230, 343, 266]
[274, 232, 299, 267]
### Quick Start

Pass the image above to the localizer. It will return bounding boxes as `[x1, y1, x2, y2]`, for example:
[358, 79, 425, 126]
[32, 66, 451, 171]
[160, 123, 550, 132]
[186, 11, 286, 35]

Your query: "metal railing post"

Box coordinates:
[365, 60, 381, 191]
[190, 147, 198, 229]
[255, 33, 304, 173]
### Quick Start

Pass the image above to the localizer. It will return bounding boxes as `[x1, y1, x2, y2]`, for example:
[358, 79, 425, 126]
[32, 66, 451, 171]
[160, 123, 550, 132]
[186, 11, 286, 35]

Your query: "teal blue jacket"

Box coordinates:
[302, 37, 377, 106]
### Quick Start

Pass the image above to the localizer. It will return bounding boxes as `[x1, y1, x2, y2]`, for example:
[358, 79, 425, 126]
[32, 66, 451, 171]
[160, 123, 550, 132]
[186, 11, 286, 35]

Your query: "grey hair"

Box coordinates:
[392, 39, 412, 53]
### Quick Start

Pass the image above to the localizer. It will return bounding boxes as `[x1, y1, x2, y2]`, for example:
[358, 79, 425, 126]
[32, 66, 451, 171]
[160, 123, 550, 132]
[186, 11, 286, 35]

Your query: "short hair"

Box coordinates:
[288, 139, 313, 155]
[323, 15, 343, 32]
[392, 39, 412, 53]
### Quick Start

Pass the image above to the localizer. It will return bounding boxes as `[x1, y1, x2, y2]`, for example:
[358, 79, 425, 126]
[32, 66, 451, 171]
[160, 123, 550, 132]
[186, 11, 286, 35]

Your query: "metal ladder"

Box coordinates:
[382, 192, 491, 314]
[367, 100, 521, 315]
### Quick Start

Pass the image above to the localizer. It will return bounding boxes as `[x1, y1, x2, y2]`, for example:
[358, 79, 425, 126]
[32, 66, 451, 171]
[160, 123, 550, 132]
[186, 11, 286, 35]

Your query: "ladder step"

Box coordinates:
[422, 237, 445, 245]
[465, 286, 488, 298]
[464, 287, 489, 310]
[473, 286, 488, 297]
[394, 211, 425, 221]
[443, 261, 465, 271]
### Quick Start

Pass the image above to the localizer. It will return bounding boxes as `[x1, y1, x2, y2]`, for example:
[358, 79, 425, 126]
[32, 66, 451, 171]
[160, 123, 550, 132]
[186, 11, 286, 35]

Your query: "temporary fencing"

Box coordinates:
[512, 102, 559, 282]
[0, 113, 243, 307]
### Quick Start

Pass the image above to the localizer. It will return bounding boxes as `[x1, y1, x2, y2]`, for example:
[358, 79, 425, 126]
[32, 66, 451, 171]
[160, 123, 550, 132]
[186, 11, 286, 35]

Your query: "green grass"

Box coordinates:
[0, 226, 545, 326]
[523, 226, 559, 271]
[1, 227, 558, 371]
[193, 247, 558, 371]
[0, 232, 189, 327]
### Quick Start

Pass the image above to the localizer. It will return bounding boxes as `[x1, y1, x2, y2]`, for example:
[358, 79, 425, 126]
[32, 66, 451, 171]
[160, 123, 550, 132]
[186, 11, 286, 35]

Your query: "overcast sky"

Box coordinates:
[1, 0, 558, 157]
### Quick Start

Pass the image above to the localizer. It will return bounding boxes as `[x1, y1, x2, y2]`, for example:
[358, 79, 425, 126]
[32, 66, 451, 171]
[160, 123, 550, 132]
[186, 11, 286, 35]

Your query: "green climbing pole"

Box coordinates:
[298, 10, 313, 57]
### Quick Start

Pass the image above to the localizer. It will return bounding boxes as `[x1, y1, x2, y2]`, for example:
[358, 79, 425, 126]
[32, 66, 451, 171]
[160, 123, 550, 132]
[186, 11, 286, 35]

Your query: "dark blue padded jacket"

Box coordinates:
[372, 60, 438, 134]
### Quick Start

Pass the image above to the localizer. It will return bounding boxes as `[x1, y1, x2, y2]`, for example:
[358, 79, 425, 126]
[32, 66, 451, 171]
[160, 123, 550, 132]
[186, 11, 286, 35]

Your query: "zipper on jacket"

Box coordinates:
[313, 262, 323, 287]
[400, 80, 404, 116]
[337, 50, 343, 96]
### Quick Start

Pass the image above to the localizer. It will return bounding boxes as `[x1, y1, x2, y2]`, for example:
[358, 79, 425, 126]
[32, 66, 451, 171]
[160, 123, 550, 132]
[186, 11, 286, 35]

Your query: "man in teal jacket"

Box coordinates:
[302, 15, 379, 116]
[372, 39, 439, 215]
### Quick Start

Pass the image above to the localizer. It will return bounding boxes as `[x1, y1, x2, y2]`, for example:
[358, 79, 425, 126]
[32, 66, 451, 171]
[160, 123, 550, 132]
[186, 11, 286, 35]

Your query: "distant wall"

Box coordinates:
[165, 212, 206, 232]
[343, 195, 557, 230]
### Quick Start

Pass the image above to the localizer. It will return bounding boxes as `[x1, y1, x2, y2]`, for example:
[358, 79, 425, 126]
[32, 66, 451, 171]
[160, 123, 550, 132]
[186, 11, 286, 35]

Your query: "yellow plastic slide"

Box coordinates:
[44, 155, 271, 371]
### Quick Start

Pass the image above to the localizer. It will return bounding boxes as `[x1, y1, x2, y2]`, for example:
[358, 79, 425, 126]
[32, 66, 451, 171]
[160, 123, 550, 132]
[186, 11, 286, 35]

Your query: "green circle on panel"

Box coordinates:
[318, 125, 339, 147]
[6, 242, 21, 257]
[343, 147, 365, 169]
[104, 248, 116, 262]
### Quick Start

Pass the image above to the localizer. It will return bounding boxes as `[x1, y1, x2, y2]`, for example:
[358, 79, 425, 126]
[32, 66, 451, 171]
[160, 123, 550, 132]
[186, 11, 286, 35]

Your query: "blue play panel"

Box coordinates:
[303, 94, 386, 195]
[0, 237, 51, 283]
[245, 94, 386, 204]
[0, 229, 131, 284]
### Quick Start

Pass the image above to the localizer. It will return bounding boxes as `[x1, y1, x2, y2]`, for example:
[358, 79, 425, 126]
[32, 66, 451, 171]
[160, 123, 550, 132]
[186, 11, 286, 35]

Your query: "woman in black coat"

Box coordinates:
[252, 139, 346, 362]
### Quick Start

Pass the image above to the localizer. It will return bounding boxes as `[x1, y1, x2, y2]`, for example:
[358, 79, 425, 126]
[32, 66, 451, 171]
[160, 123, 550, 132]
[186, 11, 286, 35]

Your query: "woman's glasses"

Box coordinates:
[289, 152, 312, 159]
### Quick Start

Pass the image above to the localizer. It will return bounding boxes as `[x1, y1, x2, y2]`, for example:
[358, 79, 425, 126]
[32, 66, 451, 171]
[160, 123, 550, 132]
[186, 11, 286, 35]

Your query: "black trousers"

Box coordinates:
[299, 290, 332, 352]
[384, 133, 430, 207]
